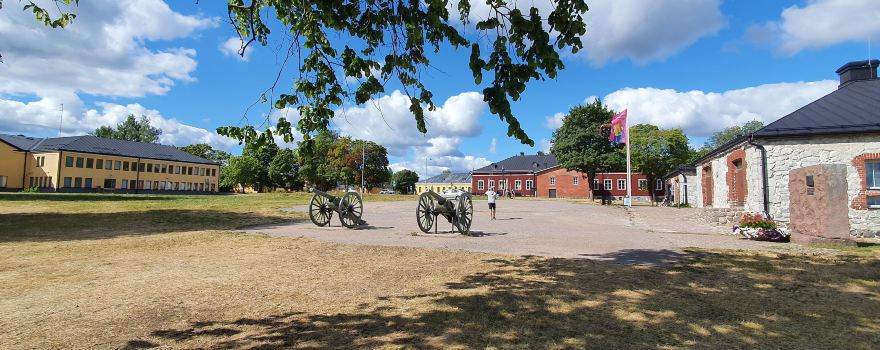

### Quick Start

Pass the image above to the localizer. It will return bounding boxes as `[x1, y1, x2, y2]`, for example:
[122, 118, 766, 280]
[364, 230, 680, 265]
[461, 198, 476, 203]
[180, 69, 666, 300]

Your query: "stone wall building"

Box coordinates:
[663, 165, 698, 206]
[691, 60, 880, 238]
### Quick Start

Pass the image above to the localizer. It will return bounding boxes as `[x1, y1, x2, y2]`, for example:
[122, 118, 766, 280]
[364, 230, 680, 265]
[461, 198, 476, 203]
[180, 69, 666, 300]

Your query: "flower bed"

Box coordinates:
[732, 212, 790, 242]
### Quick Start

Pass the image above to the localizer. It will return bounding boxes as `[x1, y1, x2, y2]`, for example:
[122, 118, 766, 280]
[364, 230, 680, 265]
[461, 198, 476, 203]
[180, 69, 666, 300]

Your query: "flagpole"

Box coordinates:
[625, 107, 632, 208]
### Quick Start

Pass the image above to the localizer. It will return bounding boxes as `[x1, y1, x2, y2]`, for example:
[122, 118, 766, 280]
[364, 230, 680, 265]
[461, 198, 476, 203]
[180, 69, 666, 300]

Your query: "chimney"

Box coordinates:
[519, 152, 525, 156]
[835, 59, 879, 87]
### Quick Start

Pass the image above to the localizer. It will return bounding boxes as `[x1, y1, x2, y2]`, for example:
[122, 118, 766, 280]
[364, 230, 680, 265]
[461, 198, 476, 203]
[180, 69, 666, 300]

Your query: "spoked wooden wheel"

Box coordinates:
[339, 192, 363, 228]
[416, 192, 435, 233]
[309, 193, 332, 226]
[455, 193, 474, 234]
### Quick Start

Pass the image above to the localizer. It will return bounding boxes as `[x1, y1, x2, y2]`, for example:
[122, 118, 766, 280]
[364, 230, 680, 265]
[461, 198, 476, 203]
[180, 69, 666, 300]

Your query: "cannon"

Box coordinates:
[308, 189, 364, 228]
[416, 189, 474, 234]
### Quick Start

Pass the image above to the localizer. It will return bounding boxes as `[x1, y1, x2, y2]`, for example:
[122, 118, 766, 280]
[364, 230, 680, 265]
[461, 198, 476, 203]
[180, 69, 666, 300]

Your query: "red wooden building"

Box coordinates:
[473, 152, 666, 201]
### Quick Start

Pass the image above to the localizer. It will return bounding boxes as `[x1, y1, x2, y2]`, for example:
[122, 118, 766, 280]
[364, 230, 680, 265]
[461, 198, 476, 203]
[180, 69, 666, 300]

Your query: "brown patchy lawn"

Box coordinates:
[1, 193, 878, 349]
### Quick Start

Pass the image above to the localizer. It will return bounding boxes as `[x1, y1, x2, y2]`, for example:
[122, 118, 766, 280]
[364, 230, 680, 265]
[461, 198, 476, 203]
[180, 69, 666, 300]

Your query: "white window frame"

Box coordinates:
[572, 176, 579, 185]
[477, 180, 485, 190]
[617, 179, 626, 190]
[604, 179, 612, 190]
[593, 179, 599, 190]
[0, 175, 7, 188]
[515, 180, 522, 190]
[638, 179, 647, 190]
[525, 180, 533, 190]
[489, 179, 495, 189]
[867, 160, 880, 190]
[656, 179, 664, 190]
[549, 177, 556, 185]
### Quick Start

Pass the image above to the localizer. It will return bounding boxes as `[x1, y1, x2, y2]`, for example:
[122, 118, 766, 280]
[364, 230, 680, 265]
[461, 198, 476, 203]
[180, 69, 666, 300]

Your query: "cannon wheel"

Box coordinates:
[455, 193, 474, 234]
[308, 193, 333, 227]
[339, 192, 363, 228]
[416, 192, 435, 233]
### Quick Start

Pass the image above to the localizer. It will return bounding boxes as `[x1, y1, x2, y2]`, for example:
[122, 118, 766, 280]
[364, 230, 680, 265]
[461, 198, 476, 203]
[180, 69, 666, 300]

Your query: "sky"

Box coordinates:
[1, 0, 878, 178]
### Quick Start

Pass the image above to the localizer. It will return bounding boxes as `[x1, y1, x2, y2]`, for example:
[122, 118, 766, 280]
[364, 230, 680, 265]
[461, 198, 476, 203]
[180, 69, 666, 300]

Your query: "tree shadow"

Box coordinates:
[135, 250, 880, 349]
[579, 249, 708, 266]
[0, 210, 295, 242]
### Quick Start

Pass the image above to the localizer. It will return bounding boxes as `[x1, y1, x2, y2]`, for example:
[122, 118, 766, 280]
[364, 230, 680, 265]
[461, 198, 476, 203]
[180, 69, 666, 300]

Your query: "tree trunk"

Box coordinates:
[587, 172, 596, 201]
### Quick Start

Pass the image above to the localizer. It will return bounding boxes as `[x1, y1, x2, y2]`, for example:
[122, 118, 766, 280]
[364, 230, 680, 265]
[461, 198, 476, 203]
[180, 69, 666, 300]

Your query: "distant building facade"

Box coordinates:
[691, 60, 880, 238]
[0, 134, 220, 193]
[416, 172, 472, 194]
[663, 165, 698, 206]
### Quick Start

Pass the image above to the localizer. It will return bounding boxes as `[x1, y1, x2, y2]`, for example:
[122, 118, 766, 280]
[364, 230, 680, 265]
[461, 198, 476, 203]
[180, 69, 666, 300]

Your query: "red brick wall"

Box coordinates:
[472, 173, 537, 196]
[851, 153, 880, 210]
[535, 169, 664, 199]
[725, 148, 748, 206]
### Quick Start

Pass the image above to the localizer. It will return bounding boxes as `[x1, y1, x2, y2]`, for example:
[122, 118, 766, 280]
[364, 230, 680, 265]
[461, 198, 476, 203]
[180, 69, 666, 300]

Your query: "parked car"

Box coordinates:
[379, 189, 395, 194]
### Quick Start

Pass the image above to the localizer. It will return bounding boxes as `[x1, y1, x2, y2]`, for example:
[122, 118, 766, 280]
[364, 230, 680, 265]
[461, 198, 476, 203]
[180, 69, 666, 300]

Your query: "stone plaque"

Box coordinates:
[789, 164, 854, 246]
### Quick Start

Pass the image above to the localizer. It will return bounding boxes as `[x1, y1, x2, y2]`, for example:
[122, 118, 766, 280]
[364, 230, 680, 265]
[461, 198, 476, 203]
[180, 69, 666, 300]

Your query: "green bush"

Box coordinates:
[21, 187, 40, 193]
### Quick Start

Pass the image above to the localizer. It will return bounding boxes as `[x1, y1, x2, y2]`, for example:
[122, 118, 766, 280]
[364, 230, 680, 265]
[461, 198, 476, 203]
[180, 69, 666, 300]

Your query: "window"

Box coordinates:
[74, 177, 82, 188]
[161, 165, 167, 174]
[200, 168, 206, 176]
[867, 160, 880, 189]
[123, 161, 130, 171]
[29, 177, 34, 187]
[526, 180, 533, 190]
[65, 156, 74, 167]
[868, 196, 880, 209]
[169, 165, 175, 174]
[63, 177, 72, 188]
[489, 180, 495, 189]
[478, 180, 484, 190]
[593, 179, 599, 190]
[154, 163, 160, 173]
[76, 157, 84, 168]
[106, 159, 112, 170]
[114, 160, 121, 170]
[174, 182, 180, 190]
[86, 158, 94, 169]
[0, 176, 7, 188]
[211, 169, 216, 177]
[499, 180, 506, 190]
[638, 179, 647, 190]
[121, 179, 129, 189]
[549, 177, 556, 185]
[96, 159, 103, 170]
[129, 180, 136, 190]
[515, 180, 522, 190]
[47, 177, 53, 187]
[145, 180, 152, 190]
[573, 176, 579, 185]
[604, 179, 612, 190]
[104, 179, 116, 189]
[176, 166, 182, 175]
[656, 179, 664, 190]
[84, 178, 92, 188]
[618, 179, 626, 190]
[147, 163, 153, 172]
[35, 156, 41, 167]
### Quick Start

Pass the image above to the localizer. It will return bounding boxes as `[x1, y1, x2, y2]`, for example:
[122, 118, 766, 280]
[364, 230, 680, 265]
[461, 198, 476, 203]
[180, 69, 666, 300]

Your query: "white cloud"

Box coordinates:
[219, 37, 251, 61]
[459, 0, 724, 66]
[545, 112, 566, 129]
[539, 139, 553, 154]
[489, 137, 497, 154]
[0, 0, 217, 98]
[601, 80, 838, 137]
[391, 153, 491, 179]
[746, 0, 880, 55]
[333, 90, 485, 156]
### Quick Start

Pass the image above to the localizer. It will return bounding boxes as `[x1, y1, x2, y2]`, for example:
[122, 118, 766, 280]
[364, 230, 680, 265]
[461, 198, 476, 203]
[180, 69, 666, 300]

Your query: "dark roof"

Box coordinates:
[418, 172, 472, 184]
[0, 134, 218, 165]
[754, 79, 880, 137]
[474, 153, 558, 173]
[663, 164, 696, 179]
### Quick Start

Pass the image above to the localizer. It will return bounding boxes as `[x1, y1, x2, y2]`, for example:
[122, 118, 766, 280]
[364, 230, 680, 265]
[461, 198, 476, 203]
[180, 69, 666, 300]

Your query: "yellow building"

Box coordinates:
[0, 134, 220, 193]
[415, 172, 472, 195]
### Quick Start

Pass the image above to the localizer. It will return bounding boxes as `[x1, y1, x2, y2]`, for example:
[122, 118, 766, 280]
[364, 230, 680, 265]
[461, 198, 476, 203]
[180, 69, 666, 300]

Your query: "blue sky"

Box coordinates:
[1, 0, 878, 177]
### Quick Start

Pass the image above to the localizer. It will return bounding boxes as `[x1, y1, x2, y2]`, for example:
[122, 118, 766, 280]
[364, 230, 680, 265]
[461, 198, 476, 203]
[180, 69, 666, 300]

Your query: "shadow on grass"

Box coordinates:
[137, 250, 880, 349]
[0, 193, 179, 201]
[0, 210, 295, 242]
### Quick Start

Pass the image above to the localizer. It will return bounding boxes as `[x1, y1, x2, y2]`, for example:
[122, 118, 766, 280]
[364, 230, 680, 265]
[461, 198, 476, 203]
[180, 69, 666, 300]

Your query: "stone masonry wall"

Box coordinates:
[763, 134, 880, 238]
[695, 143, 763, 214]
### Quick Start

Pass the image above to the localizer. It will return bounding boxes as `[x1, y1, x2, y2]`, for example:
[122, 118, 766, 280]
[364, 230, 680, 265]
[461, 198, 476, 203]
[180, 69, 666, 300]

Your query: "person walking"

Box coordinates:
[486, 187, 498, 220]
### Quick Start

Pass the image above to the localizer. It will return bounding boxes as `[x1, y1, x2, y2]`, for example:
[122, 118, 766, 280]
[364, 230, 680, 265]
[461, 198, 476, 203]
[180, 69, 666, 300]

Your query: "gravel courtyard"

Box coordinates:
[249, 198, 781, 265]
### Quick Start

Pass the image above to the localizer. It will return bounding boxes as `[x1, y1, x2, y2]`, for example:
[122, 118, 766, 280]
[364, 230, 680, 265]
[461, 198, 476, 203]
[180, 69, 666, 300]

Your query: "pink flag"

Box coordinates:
[609, 109, 627, 144]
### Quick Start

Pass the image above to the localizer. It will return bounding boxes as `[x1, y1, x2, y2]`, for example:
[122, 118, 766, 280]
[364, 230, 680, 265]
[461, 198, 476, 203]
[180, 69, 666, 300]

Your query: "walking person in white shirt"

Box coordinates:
[486, 187, 498, 220]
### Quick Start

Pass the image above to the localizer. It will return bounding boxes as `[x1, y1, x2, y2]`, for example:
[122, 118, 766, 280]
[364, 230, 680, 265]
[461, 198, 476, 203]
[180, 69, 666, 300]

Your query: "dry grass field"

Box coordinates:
[1, 192, 879, 349]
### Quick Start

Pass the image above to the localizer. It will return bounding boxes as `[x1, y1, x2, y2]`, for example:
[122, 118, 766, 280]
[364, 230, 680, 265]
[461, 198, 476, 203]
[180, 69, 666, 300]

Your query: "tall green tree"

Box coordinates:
[332, 139, 391, 190]
[178, 144, 232, 164]
[629, 124, 692, 202]
[269, 148, 300, 191]
[550, 101, 625, 199]
[221, 155, 261, 192]
[392, 169, 419, 194]
[691, 120, 765, 162]
[297, 130, 340, 191]
[243, 142, 280, 191]
[92, 114, 162, 143]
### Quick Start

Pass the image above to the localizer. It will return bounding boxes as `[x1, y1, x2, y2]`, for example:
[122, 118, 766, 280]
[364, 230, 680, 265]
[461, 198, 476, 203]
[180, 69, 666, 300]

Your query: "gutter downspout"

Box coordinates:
[748, 135, 770, 217]
[21, 151, 29, 190]
[56, 151, 63, 192]
[682, 173, 689, 206]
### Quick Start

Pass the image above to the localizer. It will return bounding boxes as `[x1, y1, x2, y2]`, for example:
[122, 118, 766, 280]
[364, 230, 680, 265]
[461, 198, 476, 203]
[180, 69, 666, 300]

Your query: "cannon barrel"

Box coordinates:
[422, 190, 450, 206]
[310, 188, 339, 201]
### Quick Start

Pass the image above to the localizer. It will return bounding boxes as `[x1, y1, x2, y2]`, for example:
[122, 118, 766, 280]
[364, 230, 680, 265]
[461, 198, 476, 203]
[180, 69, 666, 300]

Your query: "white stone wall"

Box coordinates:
[763, 134, 880, 237]
[694, 143, 763, 213]
[664, 174, 699, 206]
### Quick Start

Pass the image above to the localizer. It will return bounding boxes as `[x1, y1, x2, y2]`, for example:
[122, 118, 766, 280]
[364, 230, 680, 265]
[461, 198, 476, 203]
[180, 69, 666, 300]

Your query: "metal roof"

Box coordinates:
[0, 134, 218, 165]
[417, 172, 472, 184]
[663, 164, 696, 179]
[473, 153, 558, 173]
[754, 78, 880, 137]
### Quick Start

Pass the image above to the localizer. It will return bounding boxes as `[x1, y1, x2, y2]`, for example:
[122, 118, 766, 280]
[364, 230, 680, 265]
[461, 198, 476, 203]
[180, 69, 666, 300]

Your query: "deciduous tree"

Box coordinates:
[629, 124, 692, 203]
[92, 114, 162, 144]
[221, 155, 261, 192]
[268, 148, 300, 191]
[392, 169, 419, 194]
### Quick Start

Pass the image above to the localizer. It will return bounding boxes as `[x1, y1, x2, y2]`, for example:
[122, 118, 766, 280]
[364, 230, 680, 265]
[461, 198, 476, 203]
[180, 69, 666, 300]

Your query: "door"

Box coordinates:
[548, 189, 557, 198]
